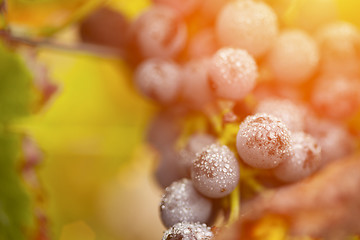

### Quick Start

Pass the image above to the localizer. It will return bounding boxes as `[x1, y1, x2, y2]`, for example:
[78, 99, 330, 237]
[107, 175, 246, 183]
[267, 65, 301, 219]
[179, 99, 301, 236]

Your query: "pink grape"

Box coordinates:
[267, 30, 319, 84]
[216, 0, 278, 58]
[187, 28, 219, 59]
[131, 6, 187, 58]
[255, 98, 306, 132]
[162, 222, 213, 240]
[181, 58, 213, 108]
[236, 113, 293, 169]
[208, 47, 257, 100]
[191, 144, 240, 198]
[134, 58, 182, 104]
[153, 0, 201, 16]
[274, 132, 321, 182]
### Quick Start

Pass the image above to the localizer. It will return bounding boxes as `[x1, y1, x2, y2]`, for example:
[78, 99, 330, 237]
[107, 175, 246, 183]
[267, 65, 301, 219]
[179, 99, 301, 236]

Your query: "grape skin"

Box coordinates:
[134, 58, 182, 104]
[274, 132, 321, 182]
[255, 98, 306, 132]
[131, 6, 187, 58]
[191, 144, 240, 199]
[160, 179, 213, 228]
[187, 28, 219, 59]
[236, 113, 293, 169]
[153, 0, 201, 16]
[162, 222, 213, 240]
[216, 0, 278, 58]
[208, 47, 257, 101]
[267, 30, 319, 84]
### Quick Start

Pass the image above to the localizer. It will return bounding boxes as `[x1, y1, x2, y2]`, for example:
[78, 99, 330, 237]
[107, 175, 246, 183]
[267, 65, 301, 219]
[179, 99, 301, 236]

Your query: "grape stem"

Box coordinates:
[0, 31, 125, 58]
[227, 185, 240, 226]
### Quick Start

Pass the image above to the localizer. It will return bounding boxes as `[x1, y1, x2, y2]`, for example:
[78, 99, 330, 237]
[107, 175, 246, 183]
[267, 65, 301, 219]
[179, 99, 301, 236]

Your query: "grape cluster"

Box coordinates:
[79, 0, 360, 238]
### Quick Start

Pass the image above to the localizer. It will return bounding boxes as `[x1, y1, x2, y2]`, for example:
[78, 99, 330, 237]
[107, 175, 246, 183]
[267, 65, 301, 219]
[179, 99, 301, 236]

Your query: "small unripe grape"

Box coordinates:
[188, 28, 219, 59]
[153, 0, 201, 16]
[305, 118, 355, 166]
[236, 113, 293, 169]
[311, 74, 360, 120]
[268, 30, 319, 84]
[131, 6, 187, 58]
[191, 144, 240, 198]
[181, 58, 213, 108]
[316, 22, 360, 76]
[274, 132, 321, 182]
[255, 98, 306, 132]
[162, 222, 213, 240]
[216, 0, 278, 57]
[179, 133, 217, 174]
[134, 58, 182, 104]
[160, 179, 213, 228]
[208, 48, 257, 100]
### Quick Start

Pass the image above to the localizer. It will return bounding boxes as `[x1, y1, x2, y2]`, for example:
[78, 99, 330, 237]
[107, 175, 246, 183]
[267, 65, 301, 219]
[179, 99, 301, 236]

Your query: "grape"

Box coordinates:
[208, 48, 257, 100]
[216, 0, 278, 58]
[305, 118, 355, 166]
[160, 179, 213, 228]
[131, 6, 187, 58]
[236, 113, 292, 169]
[267, 30, 319, 84]
[134, 58, 182, 104]
[311, 74, 360, 120]
[316, 21, 360, 76]
[274, 132, 321, 182]
[79, 7, 129, 50]
[162, 222, 213, 240]
[179, 133, 217, 175]
[187, 28, 219, 59]
[255, 98, 306, 132]
[191, 144, 240, 198]
[153, 0, 201, 16]
[181, 58, 213, 108]
[199, 0, 230, 23]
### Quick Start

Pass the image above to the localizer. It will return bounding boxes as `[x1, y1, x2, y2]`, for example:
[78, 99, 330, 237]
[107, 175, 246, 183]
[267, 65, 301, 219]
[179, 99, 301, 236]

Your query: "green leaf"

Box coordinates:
[0, 41, 33, 123]
[0, 131, 32, 240]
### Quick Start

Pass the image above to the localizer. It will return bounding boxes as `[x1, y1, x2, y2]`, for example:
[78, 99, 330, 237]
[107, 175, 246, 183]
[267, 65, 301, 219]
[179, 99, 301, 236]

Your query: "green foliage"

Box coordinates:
[0, 42, 33, 123]
[0, 131, 32, 240]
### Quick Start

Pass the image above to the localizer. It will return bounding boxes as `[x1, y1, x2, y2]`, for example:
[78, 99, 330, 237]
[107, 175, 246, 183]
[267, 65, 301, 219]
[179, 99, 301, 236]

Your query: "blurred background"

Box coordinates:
[2, 0, 360, 239]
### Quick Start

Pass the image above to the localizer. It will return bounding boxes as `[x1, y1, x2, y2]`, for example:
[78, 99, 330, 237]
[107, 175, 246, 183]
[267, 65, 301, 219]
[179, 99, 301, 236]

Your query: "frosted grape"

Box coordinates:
[131, 6, 187, 58]
[181, 58, 213, 108]
[255, 98, 306, 132]
[305, 118, 355, 166]
[267, 30, 319, 84]
[162, 222, 213, 240]
[179, 133, 217, 175]
[191, 144, 240, 198]
[134, 58, 182, 104]
[208, 48, 257, 100]
[274, 132, 321, 182]
[236, 113, 292, 169]
[216, 0, 278, 57]
[311, 74, 360, 120]
[160, 179, 213, 228]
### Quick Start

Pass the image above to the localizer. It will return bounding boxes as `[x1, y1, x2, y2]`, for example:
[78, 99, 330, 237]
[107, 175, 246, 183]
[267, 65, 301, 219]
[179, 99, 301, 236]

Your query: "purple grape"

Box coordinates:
[131, 6, 187, 58]
[255, 98, 306, 132]
[236, 113, 293, 169]
[179, 133, 217, 175]
[267, 30, 319, 84]
[134, 58, 182, 104]
[160, 179, 213, 228]
[216, 0, 278, 58]
[191, 144, 240, 198]
[181, 58, 214, 108]
[208, 47, 257, 100]
[274, 132, 321, 182]
[162, 222, 213, 240]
